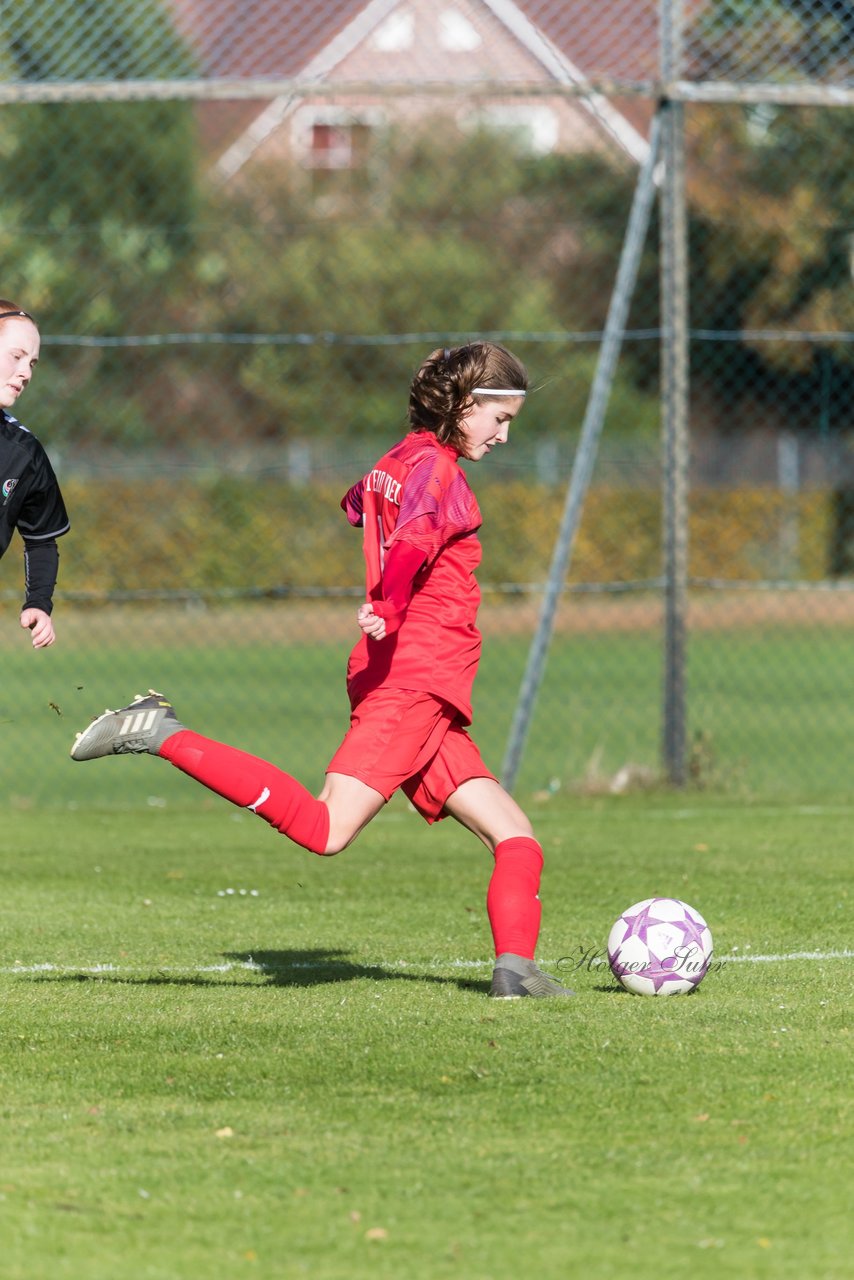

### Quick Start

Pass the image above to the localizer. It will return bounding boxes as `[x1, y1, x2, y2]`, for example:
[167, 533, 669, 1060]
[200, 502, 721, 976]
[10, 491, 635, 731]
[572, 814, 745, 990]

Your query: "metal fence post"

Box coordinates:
[500, 115, 662, 793]
[660, 0, 690, 785]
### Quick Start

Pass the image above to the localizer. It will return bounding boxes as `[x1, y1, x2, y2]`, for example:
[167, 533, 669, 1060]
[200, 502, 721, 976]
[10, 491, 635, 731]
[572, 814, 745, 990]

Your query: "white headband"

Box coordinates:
[471, 387, 526, 396]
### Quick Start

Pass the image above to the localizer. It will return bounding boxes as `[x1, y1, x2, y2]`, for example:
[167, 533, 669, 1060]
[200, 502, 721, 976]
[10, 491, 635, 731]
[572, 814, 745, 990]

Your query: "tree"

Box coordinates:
[0, 0, 202, 445]
[0, 0, 198, 327]
[676, 0, 854, 435]
[4, 0, 196, 229]
[193, 122, 660, 445]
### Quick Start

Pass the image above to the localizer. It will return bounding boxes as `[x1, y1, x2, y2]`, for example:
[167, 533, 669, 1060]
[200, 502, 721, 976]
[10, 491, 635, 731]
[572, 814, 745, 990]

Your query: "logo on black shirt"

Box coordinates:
[2, 477, 18, 503]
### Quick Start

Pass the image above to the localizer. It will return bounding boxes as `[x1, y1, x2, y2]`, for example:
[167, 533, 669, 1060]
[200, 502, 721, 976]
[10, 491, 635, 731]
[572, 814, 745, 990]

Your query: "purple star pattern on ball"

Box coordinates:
[607, 897, 714, 996]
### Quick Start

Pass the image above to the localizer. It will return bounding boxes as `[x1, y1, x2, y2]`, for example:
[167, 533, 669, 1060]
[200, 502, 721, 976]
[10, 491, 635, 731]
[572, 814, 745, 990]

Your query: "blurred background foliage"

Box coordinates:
[1, 7, 854, 457]
[0, 0, 850, 455]
[0, 0, 851, 801]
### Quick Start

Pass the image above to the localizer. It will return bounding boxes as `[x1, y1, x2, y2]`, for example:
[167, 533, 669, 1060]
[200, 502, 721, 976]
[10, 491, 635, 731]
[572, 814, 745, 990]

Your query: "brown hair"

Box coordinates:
[408, 341, 527, 450]
[0, 299, 36, 326]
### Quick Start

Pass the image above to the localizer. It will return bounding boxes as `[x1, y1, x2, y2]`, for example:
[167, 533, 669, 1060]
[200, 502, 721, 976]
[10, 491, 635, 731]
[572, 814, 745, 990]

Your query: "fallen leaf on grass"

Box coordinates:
[365, 1227, 388, 1242]
[215, 1126, 234, 1139]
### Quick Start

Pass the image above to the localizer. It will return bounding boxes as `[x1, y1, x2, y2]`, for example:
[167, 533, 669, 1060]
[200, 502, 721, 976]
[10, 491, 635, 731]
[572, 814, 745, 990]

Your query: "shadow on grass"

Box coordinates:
[229, 949, 490, 994]
[25, 948, 491, 995]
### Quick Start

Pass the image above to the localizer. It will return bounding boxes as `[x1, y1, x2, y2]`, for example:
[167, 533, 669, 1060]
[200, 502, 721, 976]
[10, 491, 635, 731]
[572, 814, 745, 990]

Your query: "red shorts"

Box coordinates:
[326, 689, 495, 823]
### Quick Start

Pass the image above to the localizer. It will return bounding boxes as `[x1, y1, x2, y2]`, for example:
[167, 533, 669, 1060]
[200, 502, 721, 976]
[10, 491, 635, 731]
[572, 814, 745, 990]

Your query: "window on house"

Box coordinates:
[309, 121, 372, 168]
[303, 120, 374, 196]
[372, 10, 414, 50]
[294, 107, 382, 197]
[311, 123, 352, 170]
[440, 10, 481, 51]
[466, 106, 558, 155]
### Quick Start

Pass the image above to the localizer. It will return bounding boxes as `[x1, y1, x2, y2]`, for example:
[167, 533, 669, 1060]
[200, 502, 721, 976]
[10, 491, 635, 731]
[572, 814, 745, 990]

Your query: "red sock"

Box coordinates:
[487, 836, 543, 959]
[159, 731, 330, 854]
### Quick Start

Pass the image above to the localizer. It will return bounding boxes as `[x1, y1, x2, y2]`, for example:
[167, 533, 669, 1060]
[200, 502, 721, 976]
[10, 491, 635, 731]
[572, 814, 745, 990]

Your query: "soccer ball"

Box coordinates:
[607, 897, 713, 996]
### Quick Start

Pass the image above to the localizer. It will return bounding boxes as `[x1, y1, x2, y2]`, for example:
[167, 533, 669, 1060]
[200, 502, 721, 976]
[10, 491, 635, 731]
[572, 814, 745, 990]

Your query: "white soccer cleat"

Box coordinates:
[70, 690, 182, 760]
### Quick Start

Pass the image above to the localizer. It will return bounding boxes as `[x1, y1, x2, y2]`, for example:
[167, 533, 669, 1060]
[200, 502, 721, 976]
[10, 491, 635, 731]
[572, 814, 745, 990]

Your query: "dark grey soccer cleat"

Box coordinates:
[490, 953, 575, 999]
[70, 690, 182, 761]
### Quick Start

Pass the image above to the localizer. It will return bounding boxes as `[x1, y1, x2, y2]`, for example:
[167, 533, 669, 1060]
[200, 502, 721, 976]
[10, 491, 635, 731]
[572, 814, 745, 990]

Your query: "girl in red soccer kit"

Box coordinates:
[71, 342, 573, 998]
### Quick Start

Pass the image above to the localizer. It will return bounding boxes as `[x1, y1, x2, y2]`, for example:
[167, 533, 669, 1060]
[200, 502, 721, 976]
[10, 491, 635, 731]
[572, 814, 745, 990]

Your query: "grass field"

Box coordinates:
[1, 794, 850, 1280]
[0, 602, 851, 1277]
[1, 597, 853, 807]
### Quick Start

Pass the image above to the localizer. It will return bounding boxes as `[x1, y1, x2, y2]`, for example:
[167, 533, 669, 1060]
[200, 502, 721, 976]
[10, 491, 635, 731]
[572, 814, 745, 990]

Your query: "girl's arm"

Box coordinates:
[20, 537, 60, 648]
[22, 537, 59, 614]
[359, 540, 426, 640]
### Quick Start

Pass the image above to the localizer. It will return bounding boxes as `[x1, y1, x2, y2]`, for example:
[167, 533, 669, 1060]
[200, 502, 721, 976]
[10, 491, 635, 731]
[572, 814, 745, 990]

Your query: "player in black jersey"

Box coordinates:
[0, 301, 70, 648]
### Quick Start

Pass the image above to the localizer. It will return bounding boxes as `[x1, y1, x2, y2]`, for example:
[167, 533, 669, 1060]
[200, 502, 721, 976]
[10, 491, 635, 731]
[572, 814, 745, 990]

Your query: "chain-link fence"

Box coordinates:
[1, 0, 852, 808]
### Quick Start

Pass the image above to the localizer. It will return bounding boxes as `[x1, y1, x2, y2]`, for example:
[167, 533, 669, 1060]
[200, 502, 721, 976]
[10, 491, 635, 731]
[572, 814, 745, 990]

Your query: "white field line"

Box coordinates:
[722, 949, 854, 964]
[0, 949, 852, 978]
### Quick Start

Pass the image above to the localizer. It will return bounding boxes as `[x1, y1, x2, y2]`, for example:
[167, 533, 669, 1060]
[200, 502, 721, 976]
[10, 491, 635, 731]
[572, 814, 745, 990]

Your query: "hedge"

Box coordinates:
[51, 477, 838, 597]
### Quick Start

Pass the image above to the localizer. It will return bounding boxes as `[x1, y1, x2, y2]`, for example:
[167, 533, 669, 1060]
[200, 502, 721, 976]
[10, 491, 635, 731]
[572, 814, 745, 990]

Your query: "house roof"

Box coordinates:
[168, 0, 367, 79]
[166, 0, 666, 176]
[167, 0, 667, 83]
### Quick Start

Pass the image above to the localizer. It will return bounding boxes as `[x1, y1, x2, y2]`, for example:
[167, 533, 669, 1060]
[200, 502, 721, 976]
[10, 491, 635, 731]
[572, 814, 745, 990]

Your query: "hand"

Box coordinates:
[357, 602, 387, 642]
[20, 607, 56, 649]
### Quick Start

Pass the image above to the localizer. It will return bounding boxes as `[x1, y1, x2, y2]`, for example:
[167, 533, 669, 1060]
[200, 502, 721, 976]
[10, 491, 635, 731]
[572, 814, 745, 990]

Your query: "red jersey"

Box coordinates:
[341, 431, 483, 723]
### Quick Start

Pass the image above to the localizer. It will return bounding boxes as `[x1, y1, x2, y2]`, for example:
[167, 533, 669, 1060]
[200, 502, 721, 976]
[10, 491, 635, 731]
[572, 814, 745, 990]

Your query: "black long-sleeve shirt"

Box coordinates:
[0, 409, 70, 613]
